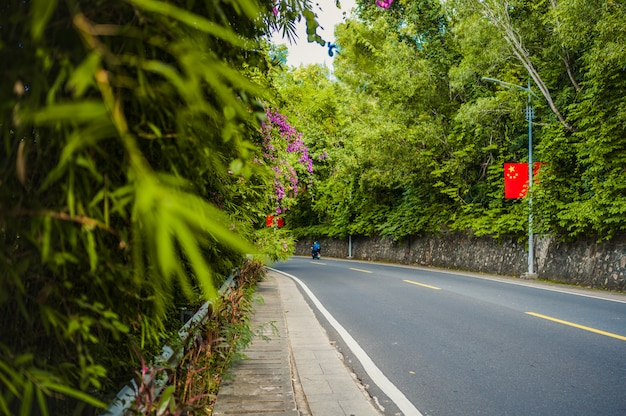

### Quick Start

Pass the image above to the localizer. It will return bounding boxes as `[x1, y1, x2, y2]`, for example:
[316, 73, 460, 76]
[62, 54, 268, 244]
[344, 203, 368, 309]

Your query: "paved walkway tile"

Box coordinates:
[213, 279, 299, 416]
[213, 272, 382, 416]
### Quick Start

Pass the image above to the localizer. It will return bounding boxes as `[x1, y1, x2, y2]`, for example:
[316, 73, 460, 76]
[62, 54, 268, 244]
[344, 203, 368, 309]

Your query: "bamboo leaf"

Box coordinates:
[15, 101, 108, 126]
[39, 216, 52, 263]
[44, 382, 106, 408]
[155, 210, 176, 280]
[128, 0, 249, 48]
[66, 53, 101, 98]
[156, 385, 176, 414]
[141, 60, 188, 97]
[76, 155, 103, 182]
[68, 169, 75, 218]
[19, 381, 33, 416]
[31, 0, 58, 41]
[173, 217, 216, 300]
[146, 122, 162, 138]
[0, 361, 20, 398]
[0, 395, 11, 416]
[14, 355, 34, 367]
[35, 388, 49, 416]
[85, 231, 97, 272]
[223, 0, 259, 19]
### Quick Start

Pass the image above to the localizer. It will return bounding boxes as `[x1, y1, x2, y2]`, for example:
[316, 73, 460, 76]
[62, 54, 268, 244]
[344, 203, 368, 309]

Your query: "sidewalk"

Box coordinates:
[213, 271, 382, 416]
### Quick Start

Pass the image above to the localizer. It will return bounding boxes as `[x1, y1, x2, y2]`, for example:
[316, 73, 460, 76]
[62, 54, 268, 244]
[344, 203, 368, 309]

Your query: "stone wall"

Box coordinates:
[297, 234, 626, 292]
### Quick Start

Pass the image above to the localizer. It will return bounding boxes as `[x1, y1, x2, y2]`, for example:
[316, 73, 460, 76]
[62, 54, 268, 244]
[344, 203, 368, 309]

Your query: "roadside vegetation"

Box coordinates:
[279, 0, 626, 243]
[0, 0, 315, 414]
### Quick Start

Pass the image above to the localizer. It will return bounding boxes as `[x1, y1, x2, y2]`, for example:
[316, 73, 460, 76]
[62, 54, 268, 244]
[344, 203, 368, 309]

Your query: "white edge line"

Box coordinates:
[270, 267, 423, 416]
[414, 270, 626, 305]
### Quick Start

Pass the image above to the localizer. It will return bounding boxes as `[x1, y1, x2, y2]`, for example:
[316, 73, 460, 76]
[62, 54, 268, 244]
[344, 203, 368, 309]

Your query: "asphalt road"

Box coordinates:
[272, 257, 626, 416]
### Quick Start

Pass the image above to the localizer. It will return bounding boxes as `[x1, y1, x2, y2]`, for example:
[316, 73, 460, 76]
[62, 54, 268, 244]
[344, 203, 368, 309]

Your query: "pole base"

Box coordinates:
[521, 272, 538, 280]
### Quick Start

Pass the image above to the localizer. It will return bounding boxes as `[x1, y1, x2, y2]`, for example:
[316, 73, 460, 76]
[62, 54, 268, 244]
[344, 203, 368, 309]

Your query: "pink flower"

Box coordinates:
[375, 0, 393, 8]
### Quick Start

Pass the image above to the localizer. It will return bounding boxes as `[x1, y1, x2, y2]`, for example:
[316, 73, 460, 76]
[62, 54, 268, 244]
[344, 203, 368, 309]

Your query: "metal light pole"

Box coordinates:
[525, 81, 536, 278]
[348, 235, 352, 258]
[482, 77, 538, 278]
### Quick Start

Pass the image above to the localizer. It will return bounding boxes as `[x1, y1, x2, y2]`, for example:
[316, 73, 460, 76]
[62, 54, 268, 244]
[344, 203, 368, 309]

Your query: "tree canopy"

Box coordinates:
[276, 0, 626, 242]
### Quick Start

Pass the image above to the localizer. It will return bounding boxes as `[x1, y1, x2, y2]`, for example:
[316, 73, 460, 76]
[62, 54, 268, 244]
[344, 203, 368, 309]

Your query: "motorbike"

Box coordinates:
[311, 247, 321, 260]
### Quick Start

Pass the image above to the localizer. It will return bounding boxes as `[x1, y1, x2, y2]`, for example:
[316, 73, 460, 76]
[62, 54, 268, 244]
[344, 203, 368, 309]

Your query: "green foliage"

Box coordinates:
[267, 0, 326, 45]
[254, 227, 296, 262]
[274, 0, 626, 243]
[1, 0, 326, 413]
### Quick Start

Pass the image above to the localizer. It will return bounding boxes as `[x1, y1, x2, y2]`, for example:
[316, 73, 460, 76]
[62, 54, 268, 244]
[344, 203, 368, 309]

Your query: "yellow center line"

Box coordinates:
[403, 279, 441, 290]
[526, 312, 626, 342]
[349, 267, 373, 274]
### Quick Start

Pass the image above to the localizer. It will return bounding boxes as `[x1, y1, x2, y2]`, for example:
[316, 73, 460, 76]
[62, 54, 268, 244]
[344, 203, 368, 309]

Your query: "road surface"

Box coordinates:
[272, 257, 626, 416]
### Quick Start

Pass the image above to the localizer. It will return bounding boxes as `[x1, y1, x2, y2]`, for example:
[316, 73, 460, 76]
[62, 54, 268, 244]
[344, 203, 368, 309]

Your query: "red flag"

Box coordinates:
[504, 163, 541, 199]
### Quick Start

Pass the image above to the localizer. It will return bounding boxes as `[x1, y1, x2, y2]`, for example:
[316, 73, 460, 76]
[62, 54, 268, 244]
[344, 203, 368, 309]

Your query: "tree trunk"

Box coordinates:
[475, 0, 575, 132]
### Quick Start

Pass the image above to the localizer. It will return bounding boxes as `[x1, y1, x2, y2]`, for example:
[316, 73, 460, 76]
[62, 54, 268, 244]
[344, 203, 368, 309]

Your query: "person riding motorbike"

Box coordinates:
[311, 240, 321, 259]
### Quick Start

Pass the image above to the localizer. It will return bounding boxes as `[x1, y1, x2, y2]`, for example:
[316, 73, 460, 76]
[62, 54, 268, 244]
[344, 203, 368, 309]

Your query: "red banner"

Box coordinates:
[504, 163, 541, 199]
[266, 215, 285, 228]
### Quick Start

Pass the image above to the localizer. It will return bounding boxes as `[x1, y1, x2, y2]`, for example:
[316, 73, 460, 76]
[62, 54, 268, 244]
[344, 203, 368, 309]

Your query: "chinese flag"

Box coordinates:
[504, 163, 541, 199]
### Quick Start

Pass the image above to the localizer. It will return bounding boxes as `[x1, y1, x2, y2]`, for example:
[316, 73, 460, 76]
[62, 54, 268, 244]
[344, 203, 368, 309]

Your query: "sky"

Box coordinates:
[270, 0, 359, 67]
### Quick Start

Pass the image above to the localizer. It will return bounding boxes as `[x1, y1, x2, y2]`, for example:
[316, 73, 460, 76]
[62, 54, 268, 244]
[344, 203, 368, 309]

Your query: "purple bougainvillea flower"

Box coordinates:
[262, 108, 314, 214]
[375, 0, 393, 8]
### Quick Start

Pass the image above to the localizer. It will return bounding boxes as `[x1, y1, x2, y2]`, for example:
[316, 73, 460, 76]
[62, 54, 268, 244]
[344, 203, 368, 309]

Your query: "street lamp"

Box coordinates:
[482, 77, 539, 279]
